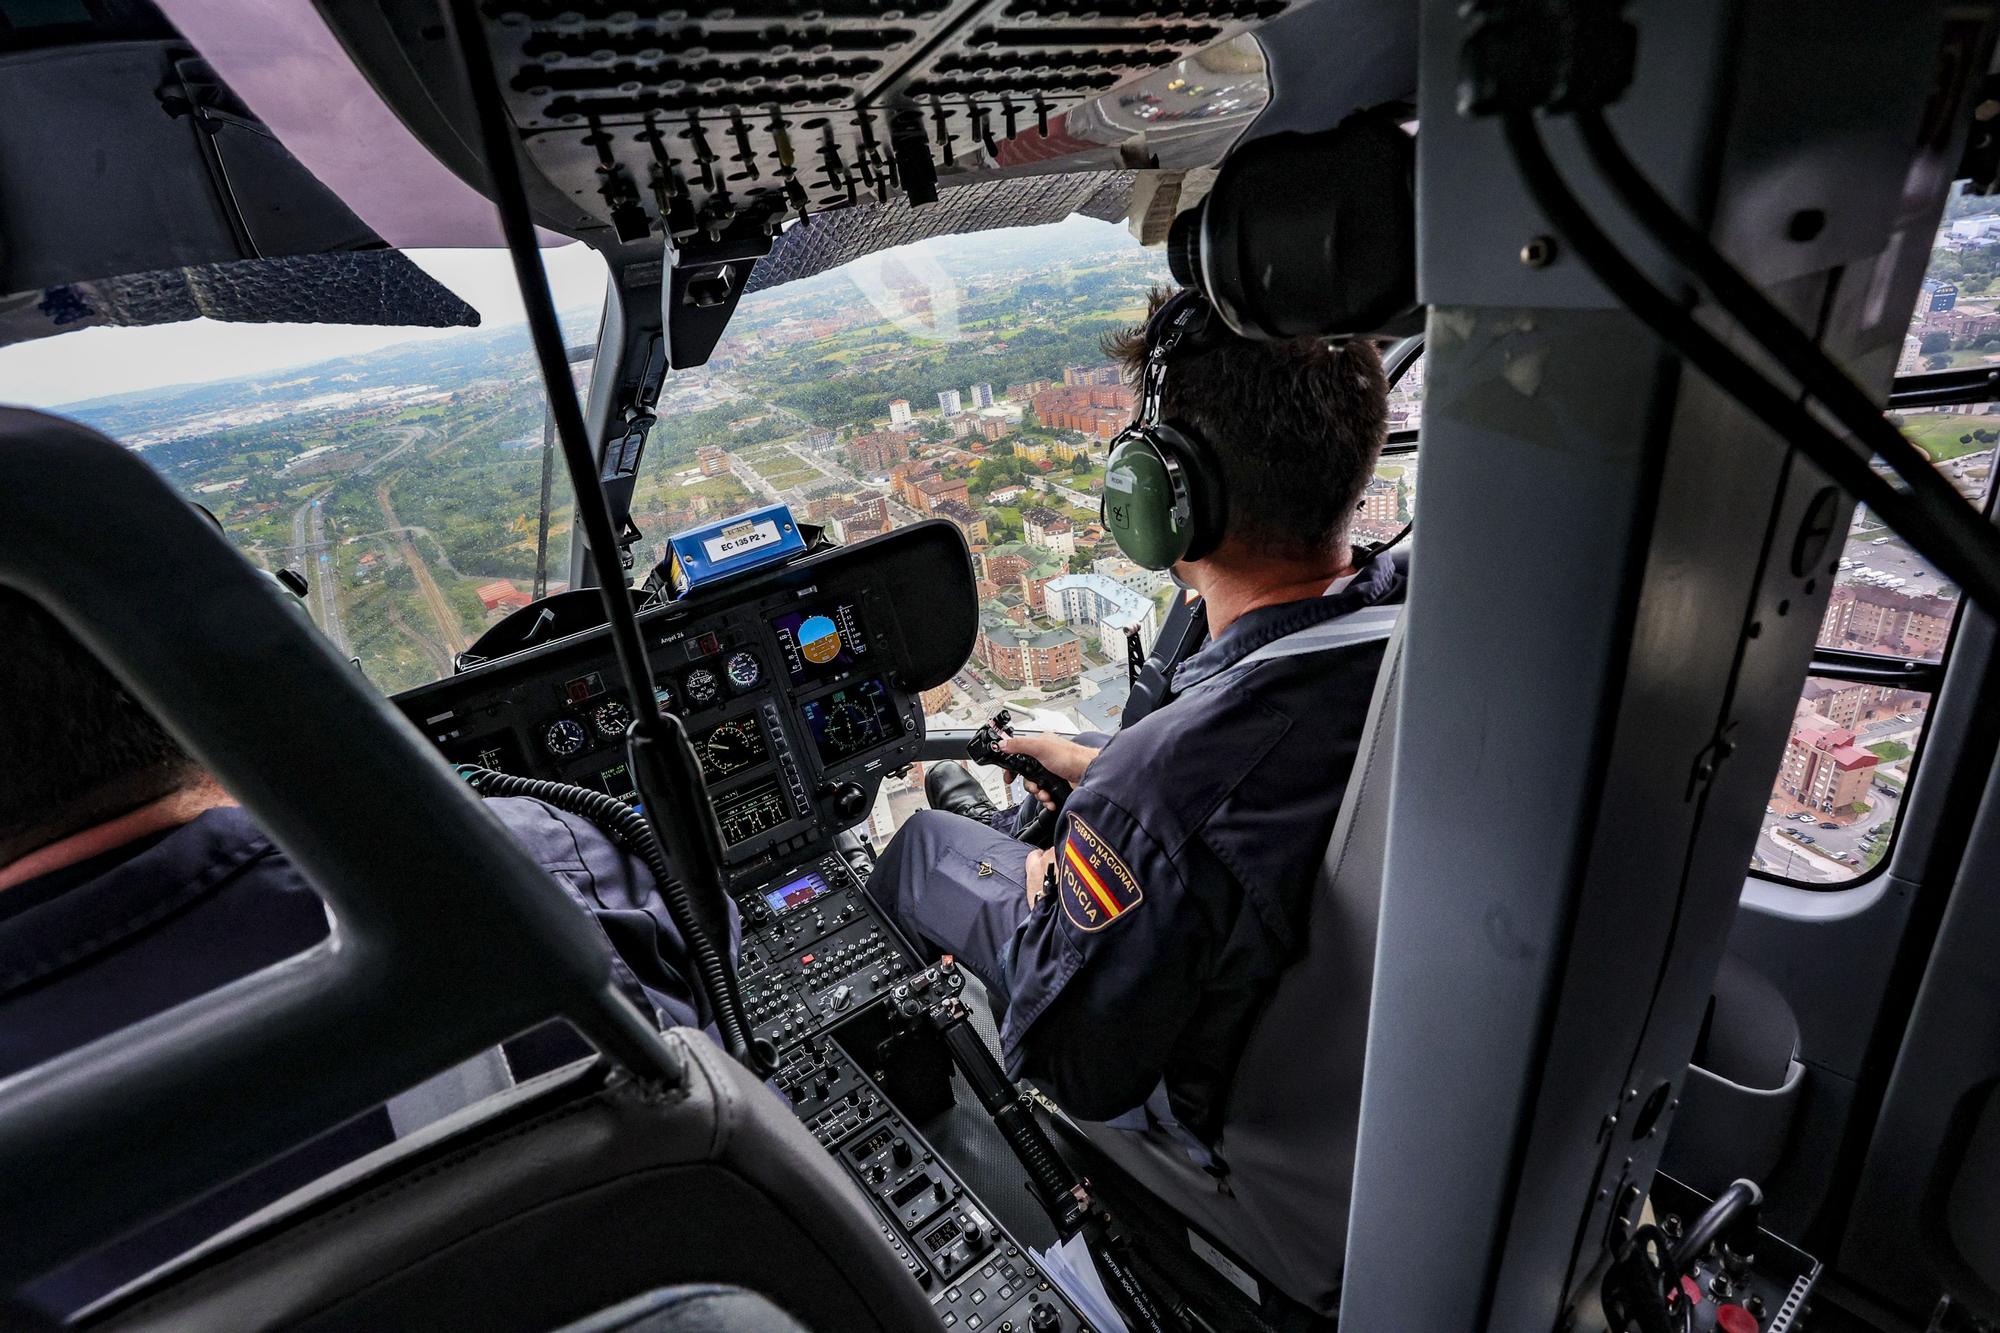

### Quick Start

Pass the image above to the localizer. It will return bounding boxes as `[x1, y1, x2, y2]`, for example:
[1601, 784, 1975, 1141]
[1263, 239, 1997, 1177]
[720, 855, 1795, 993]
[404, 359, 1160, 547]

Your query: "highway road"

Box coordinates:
[287, 492, 350, 656]
[276, 424, 435, 645]
[375, 476, 461, 675]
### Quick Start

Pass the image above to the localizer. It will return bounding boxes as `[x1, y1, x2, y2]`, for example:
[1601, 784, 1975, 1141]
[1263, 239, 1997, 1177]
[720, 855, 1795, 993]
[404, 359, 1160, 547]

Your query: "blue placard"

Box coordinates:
[661, 503, 807, 600]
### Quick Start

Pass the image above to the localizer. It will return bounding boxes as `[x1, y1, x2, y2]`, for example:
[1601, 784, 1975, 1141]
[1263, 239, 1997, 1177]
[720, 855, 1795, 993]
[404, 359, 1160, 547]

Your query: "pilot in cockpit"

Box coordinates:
[866, 288, 1405, 1147]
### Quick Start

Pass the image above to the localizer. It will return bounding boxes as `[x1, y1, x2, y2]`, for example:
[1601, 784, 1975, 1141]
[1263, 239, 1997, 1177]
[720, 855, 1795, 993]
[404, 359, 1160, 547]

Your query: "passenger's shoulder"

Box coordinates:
[481, 795, 615, 873]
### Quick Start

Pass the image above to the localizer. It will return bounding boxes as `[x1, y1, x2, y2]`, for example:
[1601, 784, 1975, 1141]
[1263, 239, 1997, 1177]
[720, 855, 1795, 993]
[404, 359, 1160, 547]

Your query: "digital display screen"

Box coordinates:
[694, 713, 770, 782]
[771, 602, 869, 684]
[438, 730, 528, 776]
[594, 762, 638, 802]
[799, 676, 901, 765]
[763, 870, 829, 915]
[714, 777, 790, 847]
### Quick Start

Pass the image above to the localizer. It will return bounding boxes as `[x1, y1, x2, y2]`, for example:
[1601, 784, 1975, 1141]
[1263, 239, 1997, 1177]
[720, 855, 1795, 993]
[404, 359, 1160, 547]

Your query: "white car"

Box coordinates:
[1873, 536, 1893, 545]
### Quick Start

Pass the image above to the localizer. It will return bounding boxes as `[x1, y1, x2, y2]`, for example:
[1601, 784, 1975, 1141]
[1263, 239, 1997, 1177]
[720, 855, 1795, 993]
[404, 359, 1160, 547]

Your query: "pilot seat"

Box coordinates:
[1066, 619, 1408, 1317]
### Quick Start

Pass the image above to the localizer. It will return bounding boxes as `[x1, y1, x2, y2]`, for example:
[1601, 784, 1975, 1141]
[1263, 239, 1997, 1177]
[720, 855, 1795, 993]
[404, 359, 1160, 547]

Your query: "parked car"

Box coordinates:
[1820, 822, 1839, 829]
[1800, 835, 1816, 844]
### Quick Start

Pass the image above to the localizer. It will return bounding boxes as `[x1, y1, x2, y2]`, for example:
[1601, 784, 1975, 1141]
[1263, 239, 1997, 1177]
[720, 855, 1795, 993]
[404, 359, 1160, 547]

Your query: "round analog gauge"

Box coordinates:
[684, 667, 720, 707]
[652, 682, 676, 714]
[591, 699, 632, 738]
[704, 720, 759, 776]
[724, 649, 761, 691]
[543, 718, 588, 758]
[824, 701, 869, 754]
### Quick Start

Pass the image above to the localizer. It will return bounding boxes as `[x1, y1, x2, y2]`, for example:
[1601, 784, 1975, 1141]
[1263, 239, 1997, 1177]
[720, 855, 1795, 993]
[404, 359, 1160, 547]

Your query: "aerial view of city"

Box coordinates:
[9, 193, 1995, 880]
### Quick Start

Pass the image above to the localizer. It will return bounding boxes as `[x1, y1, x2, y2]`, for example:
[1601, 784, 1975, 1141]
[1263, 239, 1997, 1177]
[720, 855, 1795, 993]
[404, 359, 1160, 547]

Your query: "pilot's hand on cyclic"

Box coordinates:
[994, 734, 1098, 809]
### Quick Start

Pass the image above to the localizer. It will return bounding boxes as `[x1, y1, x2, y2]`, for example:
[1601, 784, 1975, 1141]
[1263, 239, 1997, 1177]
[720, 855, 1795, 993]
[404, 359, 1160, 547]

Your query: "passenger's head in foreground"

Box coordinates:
[1103, 288, 1390, 625]
[0, 589, 221, 870]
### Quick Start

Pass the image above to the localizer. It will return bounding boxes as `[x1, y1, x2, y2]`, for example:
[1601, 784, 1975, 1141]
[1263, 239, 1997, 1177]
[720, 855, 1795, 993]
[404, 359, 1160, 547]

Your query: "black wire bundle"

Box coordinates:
[1500, 109, 2000, 618]
[458, 765, 757, 1064]
[438, 0, 764, 1074]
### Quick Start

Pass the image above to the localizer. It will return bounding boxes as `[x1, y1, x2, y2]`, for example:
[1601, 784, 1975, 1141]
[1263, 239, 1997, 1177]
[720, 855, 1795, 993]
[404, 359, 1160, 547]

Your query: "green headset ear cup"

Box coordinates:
[1103, 433, 1192, 571]
[1155, 423, 1227, 563]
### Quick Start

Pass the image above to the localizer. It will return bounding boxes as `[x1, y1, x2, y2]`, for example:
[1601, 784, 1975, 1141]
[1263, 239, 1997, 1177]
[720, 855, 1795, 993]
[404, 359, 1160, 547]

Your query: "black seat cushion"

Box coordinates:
[83, 1034, 934, 1332]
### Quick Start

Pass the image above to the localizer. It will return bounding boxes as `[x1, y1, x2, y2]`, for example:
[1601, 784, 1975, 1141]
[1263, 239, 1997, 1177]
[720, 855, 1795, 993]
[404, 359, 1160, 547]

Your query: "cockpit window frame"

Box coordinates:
[1748, 367, 2000, 892]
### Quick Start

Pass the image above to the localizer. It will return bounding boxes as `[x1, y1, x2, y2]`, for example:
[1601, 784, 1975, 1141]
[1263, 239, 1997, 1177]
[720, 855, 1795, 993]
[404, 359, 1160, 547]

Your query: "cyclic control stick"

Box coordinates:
[892, 959, 1187, 1333]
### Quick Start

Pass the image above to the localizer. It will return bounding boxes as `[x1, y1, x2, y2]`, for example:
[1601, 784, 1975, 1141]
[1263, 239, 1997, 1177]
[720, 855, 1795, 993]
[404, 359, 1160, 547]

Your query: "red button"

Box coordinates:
[1679, 1276, 1703, 1306]
[800, 953, 815, 965]
[1716, 1305, 1759, 1333]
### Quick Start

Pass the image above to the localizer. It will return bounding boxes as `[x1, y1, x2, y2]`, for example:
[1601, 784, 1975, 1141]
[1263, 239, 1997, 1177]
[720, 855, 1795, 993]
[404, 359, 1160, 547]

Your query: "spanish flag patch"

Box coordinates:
[1057, 816, 1144, 932]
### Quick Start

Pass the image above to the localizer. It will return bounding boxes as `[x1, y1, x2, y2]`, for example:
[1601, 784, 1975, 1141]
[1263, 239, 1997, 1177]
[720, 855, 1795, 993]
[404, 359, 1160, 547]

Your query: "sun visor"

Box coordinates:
[0, 251, 478, 350]
[0, 38, 478, 348]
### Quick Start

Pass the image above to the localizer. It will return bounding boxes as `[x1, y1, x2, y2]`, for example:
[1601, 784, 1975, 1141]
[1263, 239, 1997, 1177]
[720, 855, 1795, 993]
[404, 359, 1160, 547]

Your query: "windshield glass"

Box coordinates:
[2, 221, 1178, 719]
[642, 217, 1175, 744]
[0, 247, 608, 694]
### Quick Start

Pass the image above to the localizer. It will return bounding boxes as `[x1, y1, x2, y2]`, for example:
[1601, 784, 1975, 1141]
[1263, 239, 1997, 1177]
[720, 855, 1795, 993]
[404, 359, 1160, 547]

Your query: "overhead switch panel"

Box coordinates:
[474, 0, 1296, 243]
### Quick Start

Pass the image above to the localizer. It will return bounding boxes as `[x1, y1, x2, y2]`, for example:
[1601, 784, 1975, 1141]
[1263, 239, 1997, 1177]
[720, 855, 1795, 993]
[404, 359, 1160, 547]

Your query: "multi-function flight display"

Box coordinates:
[799, 677, 900, 764]
[762, 869, 830, 915]
[715, 778, 791, 847]
[771, 602, 869, 685]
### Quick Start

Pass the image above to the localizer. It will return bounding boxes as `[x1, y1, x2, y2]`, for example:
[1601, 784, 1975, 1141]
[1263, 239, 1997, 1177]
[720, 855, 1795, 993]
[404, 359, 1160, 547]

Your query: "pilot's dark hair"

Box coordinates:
[1103, 287, 1389, 563]
[0, 589, 196, 850]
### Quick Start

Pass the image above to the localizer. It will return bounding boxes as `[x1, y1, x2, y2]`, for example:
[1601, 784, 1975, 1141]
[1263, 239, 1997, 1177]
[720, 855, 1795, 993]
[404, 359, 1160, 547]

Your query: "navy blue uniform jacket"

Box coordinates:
[1003, 552, 1407, 1138]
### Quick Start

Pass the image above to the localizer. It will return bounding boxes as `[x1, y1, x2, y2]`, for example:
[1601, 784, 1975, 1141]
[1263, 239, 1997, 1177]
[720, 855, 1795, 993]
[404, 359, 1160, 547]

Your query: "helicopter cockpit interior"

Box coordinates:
[6, 2, 2000, 1331]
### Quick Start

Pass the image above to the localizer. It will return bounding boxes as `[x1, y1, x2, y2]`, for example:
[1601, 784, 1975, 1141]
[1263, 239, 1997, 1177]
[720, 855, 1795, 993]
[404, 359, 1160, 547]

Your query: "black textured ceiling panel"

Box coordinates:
[479, 0, 1294, 246]
[0, 251, 478, 350]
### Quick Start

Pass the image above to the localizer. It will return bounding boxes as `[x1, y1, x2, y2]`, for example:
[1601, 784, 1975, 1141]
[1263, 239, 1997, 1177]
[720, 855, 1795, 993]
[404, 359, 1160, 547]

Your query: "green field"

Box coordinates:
[1868, 740, 1913, 762]
[1898, 410, 2000, 462]
[761, 467, 817, 489]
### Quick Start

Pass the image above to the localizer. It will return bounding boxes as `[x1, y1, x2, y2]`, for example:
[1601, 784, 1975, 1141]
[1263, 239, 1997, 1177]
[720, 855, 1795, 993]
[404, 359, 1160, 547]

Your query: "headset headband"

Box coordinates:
[1137, 289, 1213, 430]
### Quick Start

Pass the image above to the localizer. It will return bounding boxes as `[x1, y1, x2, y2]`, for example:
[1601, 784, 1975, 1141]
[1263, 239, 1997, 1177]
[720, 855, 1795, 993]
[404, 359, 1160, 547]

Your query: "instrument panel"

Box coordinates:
[394, 568, 924, 877]
[389, 529, 1085, 1328]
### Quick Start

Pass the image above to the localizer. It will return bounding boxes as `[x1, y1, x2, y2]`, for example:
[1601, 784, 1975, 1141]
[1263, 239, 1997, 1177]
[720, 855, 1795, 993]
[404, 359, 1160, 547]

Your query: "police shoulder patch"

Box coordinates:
[1057, 815, 1144, 933]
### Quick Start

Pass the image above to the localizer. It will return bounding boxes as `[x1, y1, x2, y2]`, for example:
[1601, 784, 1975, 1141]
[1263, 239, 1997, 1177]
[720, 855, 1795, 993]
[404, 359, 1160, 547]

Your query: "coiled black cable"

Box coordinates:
[457, 766, 758, 1067]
